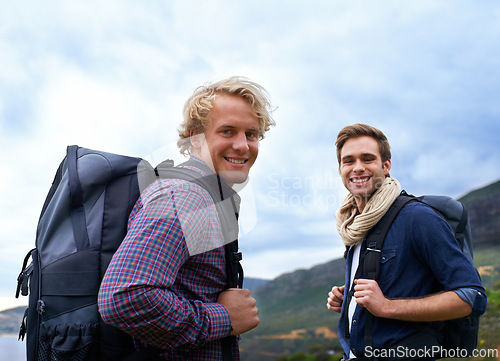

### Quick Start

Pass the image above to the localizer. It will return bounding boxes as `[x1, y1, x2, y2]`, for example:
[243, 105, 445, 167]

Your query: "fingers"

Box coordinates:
[326, 285, 345, 313]
[352, 279, 388, 316]
[325, 281, 386, 316]
[353, 279, 377, 294]
[328, 285, 345, 302]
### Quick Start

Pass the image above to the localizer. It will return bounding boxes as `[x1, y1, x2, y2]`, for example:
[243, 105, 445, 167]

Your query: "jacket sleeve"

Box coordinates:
[97, 181, 232, 350]
[408, 204, 487, 317]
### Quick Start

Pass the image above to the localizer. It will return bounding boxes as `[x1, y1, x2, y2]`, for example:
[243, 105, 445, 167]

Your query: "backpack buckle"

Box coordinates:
[37, 300, 46, 315]
[232, 252, 242, 263]
[18, 308, 28, 341]
[16, 263, 33, 298]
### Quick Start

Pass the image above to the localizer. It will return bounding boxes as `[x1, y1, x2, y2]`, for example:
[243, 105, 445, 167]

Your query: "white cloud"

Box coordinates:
[0, 297, 27, 313]
[35, 65, 166, 153]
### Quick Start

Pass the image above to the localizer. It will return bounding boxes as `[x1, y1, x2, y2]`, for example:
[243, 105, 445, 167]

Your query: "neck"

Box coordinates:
[354, 194, 371, 214]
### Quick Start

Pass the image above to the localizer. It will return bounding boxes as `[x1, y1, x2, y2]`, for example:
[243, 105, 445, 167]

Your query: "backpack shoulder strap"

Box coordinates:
[155, 158, 243, 288]
[455, 202, 468, 249]
[156, 159, 242, 361]
[67, 145, 91, 251]
[363, 193, 416, 280]
[362, 192, 416, 351]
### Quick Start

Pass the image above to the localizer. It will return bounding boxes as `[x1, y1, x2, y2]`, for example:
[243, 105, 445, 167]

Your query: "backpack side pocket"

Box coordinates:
[38, 323, 99, 361]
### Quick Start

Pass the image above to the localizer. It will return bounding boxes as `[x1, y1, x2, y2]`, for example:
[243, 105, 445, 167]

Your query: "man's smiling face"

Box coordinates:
[191, 93, 260, 186]
[338, 135, 391, 212]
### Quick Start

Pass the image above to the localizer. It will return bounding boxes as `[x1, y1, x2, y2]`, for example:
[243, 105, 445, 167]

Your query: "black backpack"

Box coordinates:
[348, 191, 480, 359]
[15, 145, 242, 361]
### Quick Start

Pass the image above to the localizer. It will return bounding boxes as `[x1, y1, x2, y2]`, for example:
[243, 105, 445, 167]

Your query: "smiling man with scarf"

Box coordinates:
[326, 124, 486, 361]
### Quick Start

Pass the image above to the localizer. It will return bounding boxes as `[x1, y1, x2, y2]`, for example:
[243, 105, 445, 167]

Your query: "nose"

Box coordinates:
[353, 159, 365, 172]
[232, 132, 249, 152]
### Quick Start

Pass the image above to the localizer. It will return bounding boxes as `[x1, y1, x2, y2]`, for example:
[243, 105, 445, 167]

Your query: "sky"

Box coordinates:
[1, 0, 499, 311]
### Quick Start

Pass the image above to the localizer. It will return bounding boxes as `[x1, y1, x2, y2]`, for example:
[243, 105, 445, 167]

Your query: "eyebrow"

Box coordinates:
[341, 152, 377, 161]
[218, 124, 260, 132]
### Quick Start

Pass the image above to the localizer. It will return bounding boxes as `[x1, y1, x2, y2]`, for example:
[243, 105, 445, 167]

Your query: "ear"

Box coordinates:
[383, 158, 391, 176]
[189, 129, 203, 150]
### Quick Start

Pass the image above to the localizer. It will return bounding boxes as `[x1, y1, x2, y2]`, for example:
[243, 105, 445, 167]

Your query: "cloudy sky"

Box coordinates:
[1, 1, 499, 311]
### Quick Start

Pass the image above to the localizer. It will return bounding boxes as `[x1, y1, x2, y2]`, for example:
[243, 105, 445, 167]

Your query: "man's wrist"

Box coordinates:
[381, 298, 399, 319]
[205, 303, 233, 340]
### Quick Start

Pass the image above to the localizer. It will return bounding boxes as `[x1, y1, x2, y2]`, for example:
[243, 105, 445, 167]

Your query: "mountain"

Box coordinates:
[244, 277, 270, 293]
[0, 307, 25, 336]
[458, 179, 500, 249]
[250, 258, 344, 336]
[239, 258, 345, 360]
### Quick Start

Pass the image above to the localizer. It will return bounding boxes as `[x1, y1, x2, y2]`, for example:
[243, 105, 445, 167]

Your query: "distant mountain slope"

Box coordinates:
[244, 277, 269, 293]
[458, 179, 500, 248]
[240, 258, 345, 361]
[251, 257, 345, 336]
[0, 307, 25, 335]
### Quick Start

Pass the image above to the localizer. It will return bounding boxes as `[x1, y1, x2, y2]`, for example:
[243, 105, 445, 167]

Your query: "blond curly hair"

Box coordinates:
[177, 76, 275, 155]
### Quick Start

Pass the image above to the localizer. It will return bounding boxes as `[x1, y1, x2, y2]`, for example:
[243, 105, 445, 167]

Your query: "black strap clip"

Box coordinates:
[231, 251, 242, 263]
[16, 249, 35, 298]
[18, 308, 28, 341]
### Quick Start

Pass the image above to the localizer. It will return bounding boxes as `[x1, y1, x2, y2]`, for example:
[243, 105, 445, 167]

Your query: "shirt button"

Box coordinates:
[352, 320, 357, 324]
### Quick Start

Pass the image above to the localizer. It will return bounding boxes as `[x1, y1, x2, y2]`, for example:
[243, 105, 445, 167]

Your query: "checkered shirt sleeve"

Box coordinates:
[98, 175, 235, 359]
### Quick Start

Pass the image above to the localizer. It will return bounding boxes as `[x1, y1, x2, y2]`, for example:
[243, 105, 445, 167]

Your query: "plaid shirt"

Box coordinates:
[98, 157, 239, 360]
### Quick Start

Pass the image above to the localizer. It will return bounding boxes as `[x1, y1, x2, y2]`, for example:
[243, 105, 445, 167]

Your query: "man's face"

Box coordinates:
[338, 136, 391, 211]
[191, 94, 260, 186]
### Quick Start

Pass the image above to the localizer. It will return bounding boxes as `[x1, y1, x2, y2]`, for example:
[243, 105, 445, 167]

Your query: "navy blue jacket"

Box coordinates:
[338, 201, 486, 359]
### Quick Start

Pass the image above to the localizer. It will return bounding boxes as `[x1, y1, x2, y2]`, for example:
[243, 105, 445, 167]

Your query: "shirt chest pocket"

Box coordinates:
[378, 249, 397, 285]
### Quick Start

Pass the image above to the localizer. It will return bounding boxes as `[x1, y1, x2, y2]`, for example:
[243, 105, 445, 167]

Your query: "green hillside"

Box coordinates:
[240, 258, 345, 361]
[251, 257, 344, 336]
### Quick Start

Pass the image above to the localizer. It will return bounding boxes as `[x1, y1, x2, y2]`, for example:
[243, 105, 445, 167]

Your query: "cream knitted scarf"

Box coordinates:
[336, 177, 401, 246]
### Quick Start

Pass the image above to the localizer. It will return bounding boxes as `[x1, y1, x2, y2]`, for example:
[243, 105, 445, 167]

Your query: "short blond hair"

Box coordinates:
[177, 76, 275, 155]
